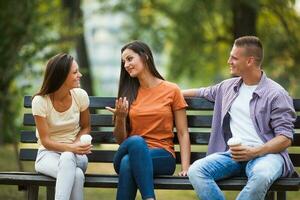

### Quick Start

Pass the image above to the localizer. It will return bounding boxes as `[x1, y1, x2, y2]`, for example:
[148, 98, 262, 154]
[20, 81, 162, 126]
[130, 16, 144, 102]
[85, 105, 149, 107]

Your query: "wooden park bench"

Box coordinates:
[0, 96, 299, 200]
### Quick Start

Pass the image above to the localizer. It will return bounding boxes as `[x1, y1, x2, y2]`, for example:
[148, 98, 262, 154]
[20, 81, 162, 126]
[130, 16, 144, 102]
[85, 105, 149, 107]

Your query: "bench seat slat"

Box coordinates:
[1, 172, 299, 191]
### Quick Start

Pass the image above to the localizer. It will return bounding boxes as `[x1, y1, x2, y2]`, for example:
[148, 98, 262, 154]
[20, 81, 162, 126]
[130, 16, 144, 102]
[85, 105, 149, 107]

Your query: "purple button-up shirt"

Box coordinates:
[196, 72, 297, 177]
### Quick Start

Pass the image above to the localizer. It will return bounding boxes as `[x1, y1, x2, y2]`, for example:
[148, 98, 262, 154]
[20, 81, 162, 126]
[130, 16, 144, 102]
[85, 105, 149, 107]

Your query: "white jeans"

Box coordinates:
[35, 149, 88, 200]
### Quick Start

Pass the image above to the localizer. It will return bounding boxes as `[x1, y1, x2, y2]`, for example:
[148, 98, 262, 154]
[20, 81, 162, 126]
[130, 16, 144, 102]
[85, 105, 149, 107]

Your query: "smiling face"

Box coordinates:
[227, 45, 249, 77]
[63, 61, 82, 89]
[121, 48, 146, 77]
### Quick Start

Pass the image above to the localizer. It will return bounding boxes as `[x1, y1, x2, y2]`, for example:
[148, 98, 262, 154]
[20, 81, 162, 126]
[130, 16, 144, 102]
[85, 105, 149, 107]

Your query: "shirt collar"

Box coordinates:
[233, 71, 267, 98]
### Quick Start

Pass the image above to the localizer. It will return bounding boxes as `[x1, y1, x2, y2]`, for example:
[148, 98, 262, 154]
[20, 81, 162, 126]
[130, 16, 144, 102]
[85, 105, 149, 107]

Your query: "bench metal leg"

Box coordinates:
[27, 185, 39, 200]
[277, 191, 286, 200]
[265, 191, 275, 200]
[47, 186, 55, 200]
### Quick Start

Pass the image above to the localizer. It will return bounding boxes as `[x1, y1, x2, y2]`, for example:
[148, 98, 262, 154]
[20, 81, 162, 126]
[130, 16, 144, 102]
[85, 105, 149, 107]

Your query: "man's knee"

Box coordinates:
[249, 171, 276, 187]
[188, 159, 207, 181]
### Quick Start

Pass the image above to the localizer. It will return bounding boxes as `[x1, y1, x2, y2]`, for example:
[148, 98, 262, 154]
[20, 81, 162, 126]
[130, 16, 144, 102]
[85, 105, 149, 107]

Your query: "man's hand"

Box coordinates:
[230, 145, 262, 162]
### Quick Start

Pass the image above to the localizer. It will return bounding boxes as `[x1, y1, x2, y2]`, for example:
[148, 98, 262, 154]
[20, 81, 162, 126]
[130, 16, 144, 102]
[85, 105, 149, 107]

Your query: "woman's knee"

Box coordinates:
[59, 152, 76, 167]
[77, 155, 88, 172]
[75, 168, 85, 182]
[119, 155, 132, 174]
[126, 135, 146, 147]
[60, 152, 76, 160]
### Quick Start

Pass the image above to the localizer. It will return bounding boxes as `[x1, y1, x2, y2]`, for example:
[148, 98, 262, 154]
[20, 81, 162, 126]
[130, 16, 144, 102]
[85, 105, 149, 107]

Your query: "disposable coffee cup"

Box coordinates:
[80, 134, 92, 145]
[227, 137, 242, 147]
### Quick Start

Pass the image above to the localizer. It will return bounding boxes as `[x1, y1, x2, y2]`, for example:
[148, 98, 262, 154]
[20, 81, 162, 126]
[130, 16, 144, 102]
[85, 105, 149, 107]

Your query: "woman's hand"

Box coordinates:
[105, 97, 129, 144]
[70, 141, 92, 155]
[106, 97, 129, 119]
[178, 170, 188, 176]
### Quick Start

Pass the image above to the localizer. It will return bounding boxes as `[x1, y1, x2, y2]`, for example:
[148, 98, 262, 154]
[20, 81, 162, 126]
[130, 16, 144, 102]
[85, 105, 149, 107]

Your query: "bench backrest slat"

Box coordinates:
[20, 130, 300, 146]
[24, 114, 214, 128]
[24, 96, 217, 110]
[19, 148, 300, 167]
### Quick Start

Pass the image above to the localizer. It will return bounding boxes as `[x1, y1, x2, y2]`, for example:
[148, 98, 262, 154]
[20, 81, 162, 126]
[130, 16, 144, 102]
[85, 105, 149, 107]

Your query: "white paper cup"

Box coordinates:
[80, 134, 92, 145]
[227, 137, 242, 147]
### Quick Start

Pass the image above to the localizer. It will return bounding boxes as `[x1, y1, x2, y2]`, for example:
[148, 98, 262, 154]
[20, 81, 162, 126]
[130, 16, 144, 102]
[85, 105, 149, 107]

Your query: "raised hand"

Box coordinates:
[105, 97, 129, 119]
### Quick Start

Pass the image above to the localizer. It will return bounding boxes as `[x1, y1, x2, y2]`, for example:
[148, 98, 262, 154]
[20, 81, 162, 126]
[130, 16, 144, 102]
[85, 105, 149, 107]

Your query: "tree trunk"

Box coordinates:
[232, 0, 259, 39]
[0, 111, 3, 144]
[62, 0, 94, 96]
[76, 34, 93, 96]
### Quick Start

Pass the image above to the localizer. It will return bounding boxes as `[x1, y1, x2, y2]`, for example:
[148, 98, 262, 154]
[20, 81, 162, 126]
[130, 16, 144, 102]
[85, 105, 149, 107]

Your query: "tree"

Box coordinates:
[0, 0, 76, 145]
[62, 0, 94, 95]
[98, 0, 300, 97]
[231, 0, 259, 38]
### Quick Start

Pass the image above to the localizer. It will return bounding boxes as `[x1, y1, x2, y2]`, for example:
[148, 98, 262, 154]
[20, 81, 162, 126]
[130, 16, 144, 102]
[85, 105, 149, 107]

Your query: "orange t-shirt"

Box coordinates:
[129, 81, 187, 157]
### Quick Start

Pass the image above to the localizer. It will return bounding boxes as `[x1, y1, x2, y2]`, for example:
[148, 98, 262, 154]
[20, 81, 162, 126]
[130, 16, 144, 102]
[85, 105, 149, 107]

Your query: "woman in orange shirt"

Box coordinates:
[106, 40, 190, 200]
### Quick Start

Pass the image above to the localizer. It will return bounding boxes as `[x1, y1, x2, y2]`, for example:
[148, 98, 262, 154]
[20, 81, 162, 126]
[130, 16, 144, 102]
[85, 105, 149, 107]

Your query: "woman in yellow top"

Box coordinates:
[32, 53, 92, 200]
[106, 41, 190, 200]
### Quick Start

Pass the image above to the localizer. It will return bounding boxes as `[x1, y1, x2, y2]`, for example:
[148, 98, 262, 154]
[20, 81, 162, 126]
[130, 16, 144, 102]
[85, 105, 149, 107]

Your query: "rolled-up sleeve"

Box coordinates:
[270, 92, 296, 139]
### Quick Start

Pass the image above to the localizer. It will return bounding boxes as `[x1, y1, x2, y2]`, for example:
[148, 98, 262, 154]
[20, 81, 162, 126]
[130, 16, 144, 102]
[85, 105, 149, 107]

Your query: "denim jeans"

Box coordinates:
[188, 151, 284, 200]
[113, 135, 176, 200]
[35, 150, 88, 200]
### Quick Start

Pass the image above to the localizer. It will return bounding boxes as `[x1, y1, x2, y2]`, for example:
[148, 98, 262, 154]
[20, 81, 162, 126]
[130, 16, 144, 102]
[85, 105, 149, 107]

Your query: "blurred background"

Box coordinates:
[0, 0, 299, 199]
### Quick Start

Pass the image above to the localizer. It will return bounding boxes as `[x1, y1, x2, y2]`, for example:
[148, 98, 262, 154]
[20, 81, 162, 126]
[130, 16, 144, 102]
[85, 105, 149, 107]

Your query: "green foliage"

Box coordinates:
[98, 0, 300, 96]
[0, 0, 77, 143]
[258, 0, 300, 97]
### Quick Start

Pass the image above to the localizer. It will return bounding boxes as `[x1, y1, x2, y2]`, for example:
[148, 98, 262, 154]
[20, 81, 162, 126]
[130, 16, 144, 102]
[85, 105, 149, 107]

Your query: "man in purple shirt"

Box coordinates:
[183, 36, 296, 200]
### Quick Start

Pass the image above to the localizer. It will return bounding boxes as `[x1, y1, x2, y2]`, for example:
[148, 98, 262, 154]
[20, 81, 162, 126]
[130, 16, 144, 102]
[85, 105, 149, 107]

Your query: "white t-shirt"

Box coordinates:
[229, 83, 264, 147]
[32, 88, 89, 149]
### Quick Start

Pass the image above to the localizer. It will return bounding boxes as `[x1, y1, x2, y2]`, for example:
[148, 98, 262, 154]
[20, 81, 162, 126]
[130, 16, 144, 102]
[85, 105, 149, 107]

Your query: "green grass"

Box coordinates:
[0, 145, 299, 199]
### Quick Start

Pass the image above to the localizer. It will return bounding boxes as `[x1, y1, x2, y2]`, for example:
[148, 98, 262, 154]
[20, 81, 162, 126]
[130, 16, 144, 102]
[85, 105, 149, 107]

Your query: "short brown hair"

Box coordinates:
[234, 36, 264, 67]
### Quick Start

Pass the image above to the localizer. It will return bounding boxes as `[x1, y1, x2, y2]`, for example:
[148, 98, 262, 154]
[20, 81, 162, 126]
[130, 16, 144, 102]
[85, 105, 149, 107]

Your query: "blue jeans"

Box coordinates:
[188, 151, 284, 200]
[114, 135, 176, 200]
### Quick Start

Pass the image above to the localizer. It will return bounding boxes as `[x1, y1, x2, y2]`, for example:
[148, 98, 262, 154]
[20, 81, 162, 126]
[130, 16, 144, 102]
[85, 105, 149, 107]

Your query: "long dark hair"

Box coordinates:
[118, 41, 164, 131]
[118, 40, 164, 104]
[34, 53, 74, 97]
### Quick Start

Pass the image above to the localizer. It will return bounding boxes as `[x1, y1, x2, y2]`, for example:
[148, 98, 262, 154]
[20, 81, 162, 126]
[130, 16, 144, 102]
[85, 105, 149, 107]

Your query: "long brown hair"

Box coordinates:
[118, 40, 164, 104]
[118, 41, 164, 131]
[34, 53, 74, 97]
